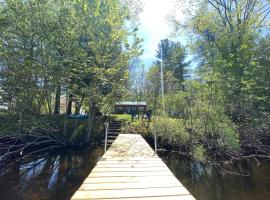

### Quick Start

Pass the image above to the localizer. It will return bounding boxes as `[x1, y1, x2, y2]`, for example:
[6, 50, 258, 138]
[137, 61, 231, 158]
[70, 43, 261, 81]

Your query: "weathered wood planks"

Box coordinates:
[71, 134, 196, 200]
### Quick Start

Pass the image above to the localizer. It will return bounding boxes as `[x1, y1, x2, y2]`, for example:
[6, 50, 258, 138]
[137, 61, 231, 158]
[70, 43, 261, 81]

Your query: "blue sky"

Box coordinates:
[137, 0, 186, 68]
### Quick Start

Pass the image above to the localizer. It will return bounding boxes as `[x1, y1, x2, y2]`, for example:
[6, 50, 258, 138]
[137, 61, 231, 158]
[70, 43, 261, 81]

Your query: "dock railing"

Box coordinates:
[153, 117, 157, 154]
[104, 115, 110, 152]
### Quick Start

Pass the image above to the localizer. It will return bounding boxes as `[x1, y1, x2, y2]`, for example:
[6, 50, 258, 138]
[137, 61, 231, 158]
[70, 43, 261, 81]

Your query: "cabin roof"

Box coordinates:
[115, 101, 147, 106]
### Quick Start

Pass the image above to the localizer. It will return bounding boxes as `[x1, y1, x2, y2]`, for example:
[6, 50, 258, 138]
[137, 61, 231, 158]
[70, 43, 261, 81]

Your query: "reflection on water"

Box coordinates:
[0, 146, 103, 200]
[159, 151, 270, 200]
[0, 145, 269, 200]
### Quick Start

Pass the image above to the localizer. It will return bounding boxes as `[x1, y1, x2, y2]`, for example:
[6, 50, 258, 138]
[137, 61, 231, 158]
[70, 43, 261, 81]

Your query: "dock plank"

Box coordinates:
[71, 134, 196, 200]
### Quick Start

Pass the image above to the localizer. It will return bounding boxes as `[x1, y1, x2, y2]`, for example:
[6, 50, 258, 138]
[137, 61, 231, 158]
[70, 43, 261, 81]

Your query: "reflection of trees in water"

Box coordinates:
[0, 161, 22, 199]
[2, 148, 268, 200]
[14, 155, 60, 199]
[0, 146, 103, 200]
[167, 154, 216, 200]
[160, 152, 270, 200]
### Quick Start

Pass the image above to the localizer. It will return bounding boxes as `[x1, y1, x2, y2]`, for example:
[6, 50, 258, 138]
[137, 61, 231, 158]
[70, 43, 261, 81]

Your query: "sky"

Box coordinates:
[138, 0, 185, 68]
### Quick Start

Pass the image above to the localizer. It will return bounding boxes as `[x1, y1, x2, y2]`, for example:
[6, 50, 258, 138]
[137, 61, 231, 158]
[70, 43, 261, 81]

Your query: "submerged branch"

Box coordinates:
[0, 129, 68, 169]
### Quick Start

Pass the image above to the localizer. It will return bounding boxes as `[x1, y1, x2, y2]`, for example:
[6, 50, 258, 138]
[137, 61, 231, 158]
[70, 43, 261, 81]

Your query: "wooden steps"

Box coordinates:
[102, 120, 122, 148]
[71, 134, 196, 200]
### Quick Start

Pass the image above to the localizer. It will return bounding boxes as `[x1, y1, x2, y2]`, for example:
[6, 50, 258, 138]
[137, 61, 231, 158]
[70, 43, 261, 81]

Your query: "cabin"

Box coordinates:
[114, 101, 147, 114]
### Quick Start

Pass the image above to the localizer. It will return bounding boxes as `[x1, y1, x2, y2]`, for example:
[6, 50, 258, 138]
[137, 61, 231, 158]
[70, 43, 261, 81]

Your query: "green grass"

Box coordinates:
[110, 114, 132, 122]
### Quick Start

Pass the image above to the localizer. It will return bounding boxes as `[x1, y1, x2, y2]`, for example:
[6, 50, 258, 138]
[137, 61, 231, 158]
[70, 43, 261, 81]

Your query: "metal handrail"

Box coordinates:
[104, 115, 110, 152]
[153, 118, 157, 154]
[104, 122, 109, 152]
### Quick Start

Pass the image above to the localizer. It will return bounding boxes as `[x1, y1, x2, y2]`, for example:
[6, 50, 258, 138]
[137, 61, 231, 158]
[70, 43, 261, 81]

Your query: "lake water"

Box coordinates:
[160, 151, 270, 200]
[0, 145, 269, 200]
[0, 146, 104, 200]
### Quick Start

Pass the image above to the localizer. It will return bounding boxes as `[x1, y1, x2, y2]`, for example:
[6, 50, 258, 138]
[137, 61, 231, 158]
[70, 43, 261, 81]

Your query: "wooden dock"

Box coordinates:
[71, 134, 196, 200]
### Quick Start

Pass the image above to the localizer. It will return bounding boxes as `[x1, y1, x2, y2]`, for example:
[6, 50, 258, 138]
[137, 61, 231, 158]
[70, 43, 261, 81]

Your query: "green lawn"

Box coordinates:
[110, 114, 149, 125]
[110, 114, 132, 122]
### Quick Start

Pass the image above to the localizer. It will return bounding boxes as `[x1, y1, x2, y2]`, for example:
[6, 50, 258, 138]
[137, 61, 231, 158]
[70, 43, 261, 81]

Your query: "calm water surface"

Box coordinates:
[0, 146, 104, 200]
[159, 151, 270, 200]
[0, 145, 269, 200]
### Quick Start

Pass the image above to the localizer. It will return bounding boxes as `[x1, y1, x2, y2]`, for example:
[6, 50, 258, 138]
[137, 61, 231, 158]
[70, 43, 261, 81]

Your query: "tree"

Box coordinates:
[155, 39, 189, 94]
[0, 0, 143, 142]
[170, 0, 270, 150]
[144, 65, 161, 111]
[126, 58, 146, 102]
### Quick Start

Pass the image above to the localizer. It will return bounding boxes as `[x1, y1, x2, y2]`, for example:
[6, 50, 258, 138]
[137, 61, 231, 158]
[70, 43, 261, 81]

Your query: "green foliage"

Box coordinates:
[141, 75, 240, 155]
[123, 120, 148, 135]
[192, 1, 270, 145]
[0, 0, 143, 145]
[123, 0, 269, 158]
[156, 39, 189, 82]
[0, 113, 65, 136]
[166, 0, 270, 153]
[155, 39, 189, 94]
[150, 117, 189, 145]
[192, 144, 206, 161]
[144, 65, 161, 111]
[165, 80, 239, 150]
[0, 0, 142, 115]
[68, 116, 105, 144]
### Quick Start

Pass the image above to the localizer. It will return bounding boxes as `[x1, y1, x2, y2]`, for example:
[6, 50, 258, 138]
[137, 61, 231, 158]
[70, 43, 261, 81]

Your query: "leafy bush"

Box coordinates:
[150, 117, 189, 145]
[192, 144, 206, 161]
[190, 101, 240, 150]
[122, 120, 149, 135]
[163, 80, 240, 151]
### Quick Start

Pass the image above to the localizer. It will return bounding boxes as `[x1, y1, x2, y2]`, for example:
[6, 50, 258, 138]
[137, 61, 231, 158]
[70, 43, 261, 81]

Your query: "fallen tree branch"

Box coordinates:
[0, 128, 69, 169]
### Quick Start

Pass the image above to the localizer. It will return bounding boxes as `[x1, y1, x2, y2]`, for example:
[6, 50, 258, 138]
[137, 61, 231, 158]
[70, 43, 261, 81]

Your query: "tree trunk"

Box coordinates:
[54, 84, 61, 114]
[86, 99, 94, 143]
[180, 66, 184, 82]
[47, 94, 53, 114]
[67, 94, 73, 115]
[75, 95, 84, 115]
[63, 93, 68, 136]
[75, 102, 80, 115]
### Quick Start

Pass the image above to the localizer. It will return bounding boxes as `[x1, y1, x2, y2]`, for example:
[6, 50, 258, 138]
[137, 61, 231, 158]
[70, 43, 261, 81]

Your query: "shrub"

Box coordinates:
[150, 117, 189, 145]
[192, 144, 207, 161]
[123, 120, 149, 135]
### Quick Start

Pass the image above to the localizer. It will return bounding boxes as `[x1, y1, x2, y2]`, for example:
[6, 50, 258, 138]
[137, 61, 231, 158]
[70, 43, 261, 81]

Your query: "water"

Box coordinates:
[0, 146, 104, 200]
[159, 151, 270, 200]
[0, 146, 269, 200]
